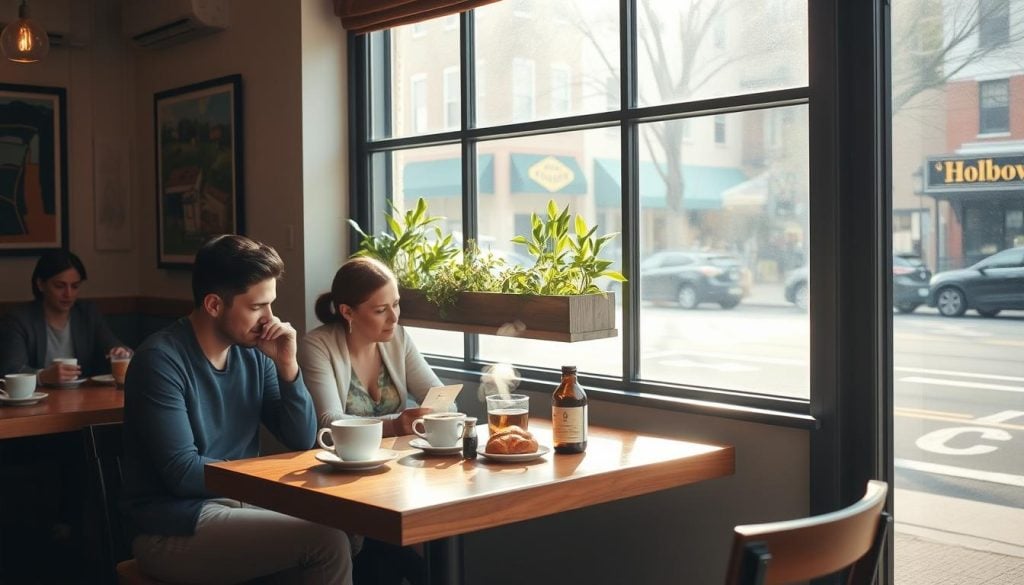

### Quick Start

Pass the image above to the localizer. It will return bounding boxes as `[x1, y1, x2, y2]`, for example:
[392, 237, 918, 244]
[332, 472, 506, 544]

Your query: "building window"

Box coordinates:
[979, 79, 1009, 134]
[411, 74, 428, 133]
[444, 67, 460, 129]
[512, 58, 535, 122]
[412, 22, 426, 37]
[550, 64, 571, 116]
[714, 115, 727, 144]
[443, 14, 458, 30]
[978, 0, 1010, 49]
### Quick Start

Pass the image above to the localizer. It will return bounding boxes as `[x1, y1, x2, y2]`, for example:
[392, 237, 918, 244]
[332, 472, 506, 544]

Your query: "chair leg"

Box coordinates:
[847, 511, 892, 585]
[739, 541, 771, 585]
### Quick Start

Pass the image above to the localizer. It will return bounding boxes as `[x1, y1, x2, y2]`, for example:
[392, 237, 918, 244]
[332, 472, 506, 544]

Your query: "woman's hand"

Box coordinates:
[37, 362, 81, 385]
[390, 407, 433, 436]
[108, 346, 132, 359]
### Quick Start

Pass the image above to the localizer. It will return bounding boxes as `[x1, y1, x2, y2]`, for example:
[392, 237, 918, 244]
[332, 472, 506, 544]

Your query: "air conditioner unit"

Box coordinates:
[122, 0, 228, 49]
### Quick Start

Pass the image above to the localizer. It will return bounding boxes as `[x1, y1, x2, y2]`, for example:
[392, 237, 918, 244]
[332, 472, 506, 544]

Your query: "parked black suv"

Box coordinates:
[928, 247, 1024, 317]
[639, 251, 747, 309]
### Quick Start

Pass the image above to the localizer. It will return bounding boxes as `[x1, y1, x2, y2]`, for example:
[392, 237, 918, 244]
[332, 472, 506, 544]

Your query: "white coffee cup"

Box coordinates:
[0, 373, 38, 400]
[52, 358, 78, 366]
[412, 412, 466, 448]
[316, 419, 383, 461]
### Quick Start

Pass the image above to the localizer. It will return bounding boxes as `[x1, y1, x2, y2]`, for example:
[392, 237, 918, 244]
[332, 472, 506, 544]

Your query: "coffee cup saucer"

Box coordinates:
[42, 378, 86, 388]
[0, 392, 48, 406]
[315, 449, 397, 471]
[409, 437, 463, 456]
[479, 444, 551, 463]
[90, 374, 116, 384]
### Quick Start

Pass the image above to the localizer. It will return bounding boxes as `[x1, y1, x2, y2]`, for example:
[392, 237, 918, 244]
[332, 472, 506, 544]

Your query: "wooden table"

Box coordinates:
[206, 422, 734, 584]
[0, 382, 124, 439]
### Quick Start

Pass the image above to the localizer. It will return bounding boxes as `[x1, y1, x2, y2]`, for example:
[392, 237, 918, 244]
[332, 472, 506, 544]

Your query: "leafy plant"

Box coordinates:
[348, 198, 625, 311]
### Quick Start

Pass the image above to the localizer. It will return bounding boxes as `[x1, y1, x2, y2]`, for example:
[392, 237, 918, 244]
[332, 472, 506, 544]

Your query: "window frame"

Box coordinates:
[443, 66, 460, 130]
[410, 73, 428, 134]
[978, 0, 1010, 49]
[511, 57, 536, 122]
[978, 78, 1010, 134]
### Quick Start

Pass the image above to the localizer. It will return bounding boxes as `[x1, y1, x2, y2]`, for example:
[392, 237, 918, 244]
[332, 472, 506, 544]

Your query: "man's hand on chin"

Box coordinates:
[256, 317, 299, 381]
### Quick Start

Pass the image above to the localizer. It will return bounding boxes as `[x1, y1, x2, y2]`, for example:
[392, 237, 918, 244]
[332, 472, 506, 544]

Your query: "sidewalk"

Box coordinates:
[895, 488, 1024, 584]
[743, 282, 792, 308]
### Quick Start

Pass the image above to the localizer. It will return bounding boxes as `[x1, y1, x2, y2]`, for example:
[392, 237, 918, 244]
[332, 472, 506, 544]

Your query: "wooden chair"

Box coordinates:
[724, 480, 891, 585]
[83, 423, 171, 585]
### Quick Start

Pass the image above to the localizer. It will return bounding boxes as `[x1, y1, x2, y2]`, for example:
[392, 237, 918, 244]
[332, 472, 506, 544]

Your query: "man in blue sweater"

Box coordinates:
[122, 235, 352, 584]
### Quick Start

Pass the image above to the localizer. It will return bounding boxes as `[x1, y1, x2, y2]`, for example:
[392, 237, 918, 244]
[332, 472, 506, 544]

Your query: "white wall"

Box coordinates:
[0, 0, 139, 301]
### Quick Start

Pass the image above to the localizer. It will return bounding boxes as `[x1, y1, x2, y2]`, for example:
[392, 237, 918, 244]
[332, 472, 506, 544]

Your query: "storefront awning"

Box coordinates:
[402, 154, 494, 198]
[510, 154, 587, 194]
[593, 158, 747, 211]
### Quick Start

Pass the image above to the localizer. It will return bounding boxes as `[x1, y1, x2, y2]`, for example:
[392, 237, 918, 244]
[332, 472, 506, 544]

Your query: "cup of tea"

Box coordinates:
[486, 393, 530, 435]
[316, 419, 383, 461]
[412, 413, 466, 448]
[0, 373, 38, 400]
[110, 356, 131, 388]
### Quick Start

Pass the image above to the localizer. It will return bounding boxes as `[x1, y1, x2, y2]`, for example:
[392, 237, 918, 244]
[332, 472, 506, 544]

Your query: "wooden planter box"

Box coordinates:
[398, 288, 617, 342]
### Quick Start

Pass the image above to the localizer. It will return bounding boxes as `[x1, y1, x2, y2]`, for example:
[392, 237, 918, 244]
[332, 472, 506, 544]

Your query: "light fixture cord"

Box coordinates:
[18, 0, 29, 19]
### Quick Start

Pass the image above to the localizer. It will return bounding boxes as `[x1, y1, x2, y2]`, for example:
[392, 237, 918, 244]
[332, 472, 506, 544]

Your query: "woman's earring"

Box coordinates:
[347, 319, 353, 334]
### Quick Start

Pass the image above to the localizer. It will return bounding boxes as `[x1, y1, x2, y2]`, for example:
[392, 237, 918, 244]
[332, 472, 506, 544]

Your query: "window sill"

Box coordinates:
[431, 364, 819, 431]
[976, 131, 1010, 139]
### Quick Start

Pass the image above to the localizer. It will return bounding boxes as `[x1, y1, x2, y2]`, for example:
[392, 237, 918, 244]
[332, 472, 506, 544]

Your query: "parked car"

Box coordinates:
[928, 246, 1024, 317]
[783, 254, 932, 312]
[639, 251, 748, 309]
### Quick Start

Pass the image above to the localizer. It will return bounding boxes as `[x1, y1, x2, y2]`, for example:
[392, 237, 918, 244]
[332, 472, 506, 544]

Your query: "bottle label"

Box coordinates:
[552, 405, 587, 443]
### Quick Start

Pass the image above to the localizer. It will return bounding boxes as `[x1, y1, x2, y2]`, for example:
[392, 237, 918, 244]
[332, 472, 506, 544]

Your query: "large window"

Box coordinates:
[979, 0, 1010, 49]
[355, 0, 811, 408]
[978, 79, 1009, 134]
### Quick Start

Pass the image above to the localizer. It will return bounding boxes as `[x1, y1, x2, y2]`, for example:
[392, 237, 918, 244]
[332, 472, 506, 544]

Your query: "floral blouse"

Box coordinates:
[345, 362, 402, 417]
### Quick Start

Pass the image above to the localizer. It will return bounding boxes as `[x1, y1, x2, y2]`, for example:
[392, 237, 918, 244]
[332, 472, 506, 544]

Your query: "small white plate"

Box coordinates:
[42, 378, 86, 388]
[315, 449, 397, 471]
[479, 444, 551, 463]
[90, 374, 115, 384]
[0, 392, 48, 406]
[409, 437, 463, 456]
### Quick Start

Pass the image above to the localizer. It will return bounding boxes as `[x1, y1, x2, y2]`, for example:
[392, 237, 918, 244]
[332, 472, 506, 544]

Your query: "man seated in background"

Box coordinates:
[121, 234, 352, 584]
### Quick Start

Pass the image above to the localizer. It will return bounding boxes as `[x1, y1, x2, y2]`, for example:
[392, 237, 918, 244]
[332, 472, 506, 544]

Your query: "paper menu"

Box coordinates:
[420, 384, 463, 411]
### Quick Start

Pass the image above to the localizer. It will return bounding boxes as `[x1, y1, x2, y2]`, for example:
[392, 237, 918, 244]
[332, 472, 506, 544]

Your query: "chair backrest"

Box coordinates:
[83, 422, 134, 581]
[724, 480, 891, 585]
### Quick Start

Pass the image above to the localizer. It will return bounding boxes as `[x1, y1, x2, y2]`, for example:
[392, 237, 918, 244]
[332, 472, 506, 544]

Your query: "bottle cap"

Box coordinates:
[464, 417, 477, 427]
[561, 365, 577, 374]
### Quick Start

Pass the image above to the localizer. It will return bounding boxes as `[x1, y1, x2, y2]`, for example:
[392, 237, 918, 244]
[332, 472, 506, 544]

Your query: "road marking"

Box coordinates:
[895, 458, 1024, 488]
[977, 410, 1024, 425]
[647, 349, 805, 367]
[895, 366, 1024, 383]
[657, 359, 759, 372]
[900, 376, 1024, 394]
[894, 409, 1024, 431]
[894, 406, 971, 419]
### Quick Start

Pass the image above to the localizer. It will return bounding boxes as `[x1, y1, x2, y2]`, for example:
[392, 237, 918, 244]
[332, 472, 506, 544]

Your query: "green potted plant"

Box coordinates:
[349, 199, 625, 342]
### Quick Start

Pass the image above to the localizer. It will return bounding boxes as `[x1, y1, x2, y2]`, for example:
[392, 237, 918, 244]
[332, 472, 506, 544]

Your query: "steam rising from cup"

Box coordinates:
[479, 362, 520, 401]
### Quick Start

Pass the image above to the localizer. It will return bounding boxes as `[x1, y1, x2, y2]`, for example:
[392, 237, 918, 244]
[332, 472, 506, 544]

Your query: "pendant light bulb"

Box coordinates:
[1, 0, 49, 64]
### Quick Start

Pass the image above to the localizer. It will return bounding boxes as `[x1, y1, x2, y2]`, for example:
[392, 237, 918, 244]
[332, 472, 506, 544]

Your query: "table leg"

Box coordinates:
[425, 535, 464, 585]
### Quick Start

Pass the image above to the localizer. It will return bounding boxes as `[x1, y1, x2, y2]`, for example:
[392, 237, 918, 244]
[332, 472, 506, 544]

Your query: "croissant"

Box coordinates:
[486, 425, 538, 454]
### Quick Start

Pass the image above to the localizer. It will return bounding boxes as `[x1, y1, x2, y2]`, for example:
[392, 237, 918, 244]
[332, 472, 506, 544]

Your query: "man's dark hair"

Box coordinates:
[192, 235, 285, 307]
[31, 250, 88, 300]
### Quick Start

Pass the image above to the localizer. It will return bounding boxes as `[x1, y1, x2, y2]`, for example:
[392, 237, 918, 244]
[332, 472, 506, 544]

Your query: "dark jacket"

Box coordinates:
[0, 300, 125, 377]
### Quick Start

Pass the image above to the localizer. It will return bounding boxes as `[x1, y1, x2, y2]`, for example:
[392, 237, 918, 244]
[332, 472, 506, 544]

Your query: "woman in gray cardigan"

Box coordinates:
[298, 257, 440, 436]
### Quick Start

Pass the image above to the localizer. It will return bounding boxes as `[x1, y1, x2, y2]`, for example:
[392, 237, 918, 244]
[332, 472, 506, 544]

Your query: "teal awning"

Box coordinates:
[593, 158, 747, 211]
[402, 154, 494, 198]
[510, 153, 587, 194]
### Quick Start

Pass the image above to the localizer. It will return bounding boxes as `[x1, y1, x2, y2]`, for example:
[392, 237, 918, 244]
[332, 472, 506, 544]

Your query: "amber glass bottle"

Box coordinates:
[552, 365, 588, 454]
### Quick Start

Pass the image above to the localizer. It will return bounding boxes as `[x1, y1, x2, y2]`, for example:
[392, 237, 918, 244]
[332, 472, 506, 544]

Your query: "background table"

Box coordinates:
[0, 383, 123, 439]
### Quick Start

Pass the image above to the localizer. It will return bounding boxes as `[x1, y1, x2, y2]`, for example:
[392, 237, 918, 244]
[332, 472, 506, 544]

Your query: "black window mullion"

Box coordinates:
[620, 0, 639, 383]
[461, 9, 479, 365]
[348, 32, 373, 248]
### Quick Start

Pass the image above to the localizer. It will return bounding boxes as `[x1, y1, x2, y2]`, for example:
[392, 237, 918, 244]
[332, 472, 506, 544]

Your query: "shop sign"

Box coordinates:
[926, 154, 1024, 190]
[528, 156, 575, 192]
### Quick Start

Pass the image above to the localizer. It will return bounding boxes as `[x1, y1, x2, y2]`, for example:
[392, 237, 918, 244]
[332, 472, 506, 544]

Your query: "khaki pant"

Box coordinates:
[132, 498, 352, 585]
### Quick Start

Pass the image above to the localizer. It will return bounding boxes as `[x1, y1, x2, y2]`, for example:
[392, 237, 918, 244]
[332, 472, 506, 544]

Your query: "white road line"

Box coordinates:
[895, 458, 1024, 488]
[645, 349, 805, 367]
[900, 376, 1024, 394]
[895, 366, 1024, 384]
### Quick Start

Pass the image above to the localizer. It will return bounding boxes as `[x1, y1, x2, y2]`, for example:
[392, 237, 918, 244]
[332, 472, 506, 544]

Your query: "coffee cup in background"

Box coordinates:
[52, 358, 78, 367]
[0, 373, 38, 400]
[412, 412, 466, 448]
[316, 419, 383, 461]
[110, 356, 131, 388]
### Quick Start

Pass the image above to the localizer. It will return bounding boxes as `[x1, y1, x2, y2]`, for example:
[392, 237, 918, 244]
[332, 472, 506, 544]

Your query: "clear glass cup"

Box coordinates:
[485, 393, 529, 435]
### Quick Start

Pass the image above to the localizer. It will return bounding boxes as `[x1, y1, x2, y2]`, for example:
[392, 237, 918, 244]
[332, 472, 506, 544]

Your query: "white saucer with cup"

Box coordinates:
[412, 412, 466, 448]
[0, 373, 38, 400]
[316, 419, 384, 462]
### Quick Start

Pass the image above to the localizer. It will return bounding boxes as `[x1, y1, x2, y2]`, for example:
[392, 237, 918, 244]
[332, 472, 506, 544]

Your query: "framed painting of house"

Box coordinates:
[154, 74, 244, 268]
[0, 83, 68, 255]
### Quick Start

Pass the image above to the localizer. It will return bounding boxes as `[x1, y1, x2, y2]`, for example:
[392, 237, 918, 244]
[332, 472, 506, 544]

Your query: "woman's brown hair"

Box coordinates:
[314, 257, 397, 325]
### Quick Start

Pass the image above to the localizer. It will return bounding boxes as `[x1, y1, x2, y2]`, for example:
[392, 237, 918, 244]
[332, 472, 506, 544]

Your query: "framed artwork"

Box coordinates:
[154, 74, 243, 268]
[0, 83, 68, 255]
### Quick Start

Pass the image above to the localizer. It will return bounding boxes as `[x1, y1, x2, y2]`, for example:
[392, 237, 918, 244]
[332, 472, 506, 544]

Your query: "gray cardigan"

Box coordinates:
[298, 322, 443, 429]
[0, 300, 125, 377]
